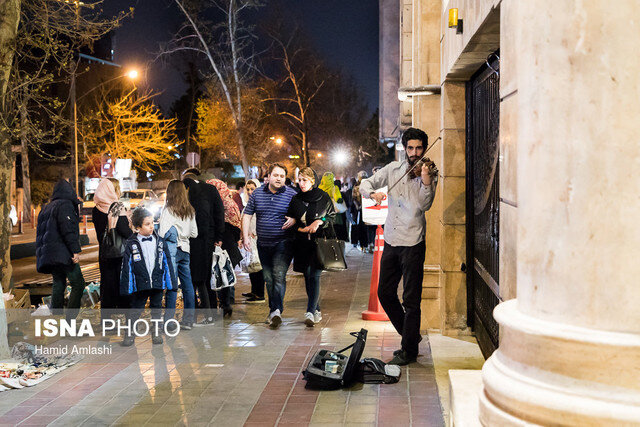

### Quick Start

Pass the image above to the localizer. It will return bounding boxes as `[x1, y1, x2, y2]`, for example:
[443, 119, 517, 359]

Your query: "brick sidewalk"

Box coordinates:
[0, 248, 444, 426]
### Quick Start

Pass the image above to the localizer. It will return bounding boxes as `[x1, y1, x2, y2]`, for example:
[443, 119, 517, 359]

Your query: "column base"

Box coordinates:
[480, 299, 640, 426]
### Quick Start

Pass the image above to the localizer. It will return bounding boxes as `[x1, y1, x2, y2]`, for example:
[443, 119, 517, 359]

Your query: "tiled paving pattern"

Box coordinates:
[0, 248, 445, 426]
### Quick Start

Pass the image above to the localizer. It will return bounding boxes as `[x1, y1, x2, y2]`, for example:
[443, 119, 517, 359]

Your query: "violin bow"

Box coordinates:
[387, 136, 441, 193]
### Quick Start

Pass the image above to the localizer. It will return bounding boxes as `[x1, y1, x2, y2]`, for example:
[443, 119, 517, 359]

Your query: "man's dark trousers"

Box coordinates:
[377, 240, 426, 358]
[51, 263, 86, 314]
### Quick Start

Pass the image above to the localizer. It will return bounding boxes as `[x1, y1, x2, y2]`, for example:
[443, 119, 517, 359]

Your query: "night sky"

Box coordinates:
[102, 1, 379, 113]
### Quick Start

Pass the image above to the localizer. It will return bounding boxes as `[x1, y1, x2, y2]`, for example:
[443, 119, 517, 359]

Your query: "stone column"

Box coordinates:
[411, 0, 445, 330]
[439, 81, 467, 333]
[480, 1, 640, 424]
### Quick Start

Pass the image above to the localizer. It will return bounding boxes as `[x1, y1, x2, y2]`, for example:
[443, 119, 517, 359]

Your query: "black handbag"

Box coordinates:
[101, 227, 125, 259]
[315, 224, 347, 271]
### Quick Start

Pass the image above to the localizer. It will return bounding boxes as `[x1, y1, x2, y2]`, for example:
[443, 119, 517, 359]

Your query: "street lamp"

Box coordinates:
[72, 69, 139, 194]
[332, 149, 349, 166]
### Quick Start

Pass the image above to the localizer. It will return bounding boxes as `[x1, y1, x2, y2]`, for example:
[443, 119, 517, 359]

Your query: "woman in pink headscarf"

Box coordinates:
[206, 177, 242, 317]
[206, 178, 241, 229]
[92, 178, 132, 315]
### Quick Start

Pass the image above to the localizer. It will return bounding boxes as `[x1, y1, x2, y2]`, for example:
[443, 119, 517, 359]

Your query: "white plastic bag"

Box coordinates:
[335, 200, 347, 214]
[210, 246, 237, 290]
[240, 237, 262, 273]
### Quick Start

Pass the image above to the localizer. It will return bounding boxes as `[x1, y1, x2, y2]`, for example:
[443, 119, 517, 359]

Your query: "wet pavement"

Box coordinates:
[0, 248, 445, 426]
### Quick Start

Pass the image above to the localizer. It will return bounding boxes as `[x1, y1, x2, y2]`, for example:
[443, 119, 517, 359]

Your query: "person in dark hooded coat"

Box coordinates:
[287, 167, 336, 327]
[35, 178, 87, 311]
[182, 169, 225, 324]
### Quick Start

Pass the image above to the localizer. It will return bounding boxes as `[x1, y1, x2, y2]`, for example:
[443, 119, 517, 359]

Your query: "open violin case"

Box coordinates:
[303, 328, 367, 390]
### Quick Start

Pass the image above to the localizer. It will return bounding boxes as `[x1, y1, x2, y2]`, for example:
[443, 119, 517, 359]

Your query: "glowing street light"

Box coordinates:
[126, 69, 139, 80]
[332, 149, 349, 166]
[317, 152, 323, 158]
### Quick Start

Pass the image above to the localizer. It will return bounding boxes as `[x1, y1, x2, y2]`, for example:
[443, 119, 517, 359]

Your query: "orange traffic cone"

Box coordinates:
[362, 225, 389, 321]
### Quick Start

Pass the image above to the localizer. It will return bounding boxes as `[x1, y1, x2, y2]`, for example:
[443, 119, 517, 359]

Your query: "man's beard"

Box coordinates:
[407, 155, 421, 178]
[408, 155, 419, 165]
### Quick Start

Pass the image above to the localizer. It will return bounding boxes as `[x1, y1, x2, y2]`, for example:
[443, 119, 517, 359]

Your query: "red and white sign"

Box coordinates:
[362, 186, 388, 225]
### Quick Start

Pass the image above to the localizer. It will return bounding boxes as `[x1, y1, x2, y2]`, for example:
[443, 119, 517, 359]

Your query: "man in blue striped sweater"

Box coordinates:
[242, 163, 297, 328]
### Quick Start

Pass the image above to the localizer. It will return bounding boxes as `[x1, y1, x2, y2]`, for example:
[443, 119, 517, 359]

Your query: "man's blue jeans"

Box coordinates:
[257, 240, 293, 313]
[165, 248, 196, 324]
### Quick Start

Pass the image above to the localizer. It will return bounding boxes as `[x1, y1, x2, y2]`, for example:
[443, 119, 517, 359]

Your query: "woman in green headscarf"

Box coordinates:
[319, 172, 341, 204]
[318, 172, 348, 241]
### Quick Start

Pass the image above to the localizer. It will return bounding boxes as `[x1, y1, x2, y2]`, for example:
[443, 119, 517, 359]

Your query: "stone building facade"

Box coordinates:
[382, 0, 640, 424]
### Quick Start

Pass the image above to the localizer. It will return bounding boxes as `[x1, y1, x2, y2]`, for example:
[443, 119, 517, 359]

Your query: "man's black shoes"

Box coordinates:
[393, 336, 423, 356]
[388, 350, 417, 366]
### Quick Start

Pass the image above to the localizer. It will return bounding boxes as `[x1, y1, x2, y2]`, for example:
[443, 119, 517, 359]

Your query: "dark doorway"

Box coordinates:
[465, 53, 500, 359]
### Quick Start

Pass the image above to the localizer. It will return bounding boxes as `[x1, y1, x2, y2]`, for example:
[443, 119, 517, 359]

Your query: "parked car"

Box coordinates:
[120, 189, 163, 219]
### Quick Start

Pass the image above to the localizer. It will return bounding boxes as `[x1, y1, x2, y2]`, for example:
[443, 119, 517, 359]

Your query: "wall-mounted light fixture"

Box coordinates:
[448, 8, 463, 34]
[397, 85, 441, 102]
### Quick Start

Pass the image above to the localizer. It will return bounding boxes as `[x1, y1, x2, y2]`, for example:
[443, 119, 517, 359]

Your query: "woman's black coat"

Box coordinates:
[184, 179, 213, 282]
[287, 187, 336, 272]
[36, 180, 81, 274]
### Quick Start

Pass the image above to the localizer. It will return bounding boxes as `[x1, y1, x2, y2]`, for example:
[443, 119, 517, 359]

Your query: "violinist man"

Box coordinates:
[359, 127, 438, 365]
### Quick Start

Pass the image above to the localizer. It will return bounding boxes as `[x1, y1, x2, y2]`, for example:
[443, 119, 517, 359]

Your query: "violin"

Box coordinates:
[388, 136, 441, 192]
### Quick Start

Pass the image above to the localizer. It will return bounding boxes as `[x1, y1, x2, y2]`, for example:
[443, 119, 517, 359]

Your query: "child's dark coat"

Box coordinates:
[120, 232, 177, 296]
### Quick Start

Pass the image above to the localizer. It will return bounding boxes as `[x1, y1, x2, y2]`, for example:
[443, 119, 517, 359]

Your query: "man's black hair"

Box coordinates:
[131, 207, 153, 229]
[401, 127, 428, 149]
[285, 178, 292, 186]
[236, 181, 245, 190]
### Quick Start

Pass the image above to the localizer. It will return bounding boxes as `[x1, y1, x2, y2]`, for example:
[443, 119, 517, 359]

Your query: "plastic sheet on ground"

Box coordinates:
[0, 342, 83, 391]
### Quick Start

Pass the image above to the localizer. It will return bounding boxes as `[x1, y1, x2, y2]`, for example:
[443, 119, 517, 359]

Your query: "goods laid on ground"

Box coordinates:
[0, 342, 82, 391]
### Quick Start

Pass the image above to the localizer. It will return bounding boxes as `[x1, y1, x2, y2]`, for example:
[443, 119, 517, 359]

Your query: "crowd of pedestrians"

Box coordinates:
[34, 165, 390, 327]
[33, 127, 438, 365]
[35, 164, 353, 330]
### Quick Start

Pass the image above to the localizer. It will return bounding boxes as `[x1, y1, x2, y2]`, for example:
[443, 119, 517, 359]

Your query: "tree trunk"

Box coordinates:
[236, 126, 249, 179]
[0, 0, 21, 360]
[185, 87, 195, 155]
[20, 101, 31, 222]
[302, 131, 309, 166]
